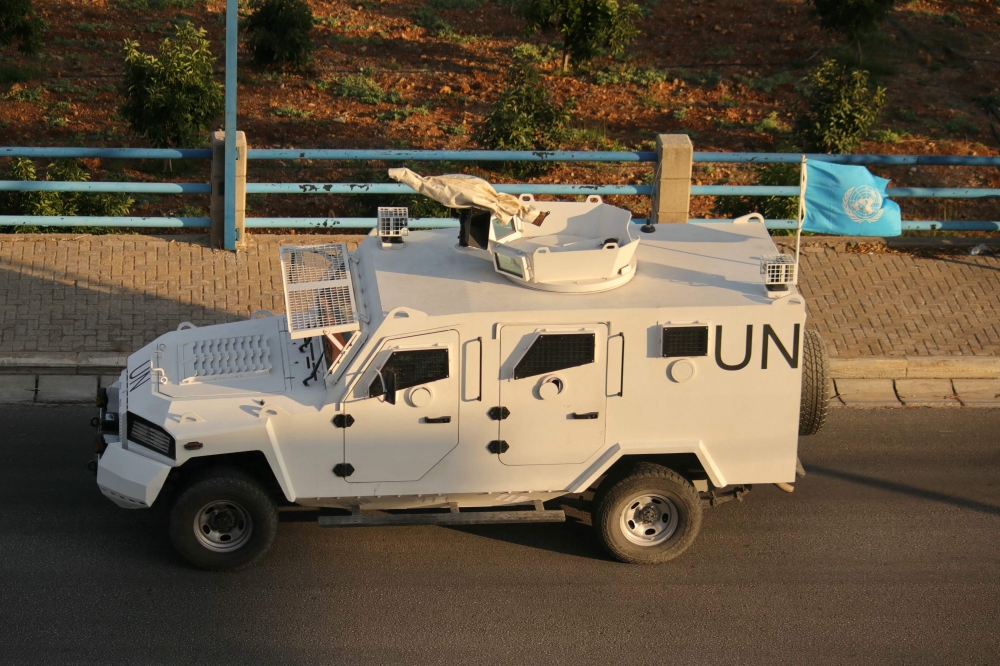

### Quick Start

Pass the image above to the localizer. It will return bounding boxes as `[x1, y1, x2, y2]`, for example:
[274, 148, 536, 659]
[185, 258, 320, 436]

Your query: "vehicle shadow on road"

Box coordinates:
[809, 465, 1000, 516]
[444, 496, 612, 561]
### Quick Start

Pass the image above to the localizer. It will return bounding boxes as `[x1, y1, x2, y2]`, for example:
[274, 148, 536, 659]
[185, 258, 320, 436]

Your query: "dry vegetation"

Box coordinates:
[1, 0, 998, 227]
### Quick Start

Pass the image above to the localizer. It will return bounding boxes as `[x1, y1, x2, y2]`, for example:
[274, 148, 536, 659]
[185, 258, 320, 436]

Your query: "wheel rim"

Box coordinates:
[194, 500, 253, 552]
[619, 493, 679, 546]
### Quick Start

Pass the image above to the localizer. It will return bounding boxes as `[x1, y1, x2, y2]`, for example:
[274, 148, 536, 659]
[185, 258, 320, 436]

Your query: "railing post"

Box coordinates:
[222, 0, 240, 250]
[653, 134, 693, 223]
[211, 130, 246, 249]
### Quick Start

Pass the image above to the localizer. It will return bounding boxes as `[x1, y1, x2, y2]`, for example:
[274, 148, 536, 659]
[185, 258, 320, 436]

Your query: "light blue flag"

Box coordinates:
[802, 160, 902, 237]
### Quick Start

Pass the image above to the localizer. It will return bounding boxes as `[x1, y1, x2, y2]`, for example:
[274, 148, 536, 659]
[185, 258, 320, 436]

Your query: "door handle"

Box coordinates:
[570, 412, 599, 420]
[423, 416, 452, 424]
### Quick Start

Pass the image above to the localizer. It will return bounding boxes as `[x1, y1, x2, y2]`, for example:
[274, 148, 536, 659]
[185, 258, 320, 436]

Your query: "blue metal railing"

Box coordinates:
[1, 148, 998, 232]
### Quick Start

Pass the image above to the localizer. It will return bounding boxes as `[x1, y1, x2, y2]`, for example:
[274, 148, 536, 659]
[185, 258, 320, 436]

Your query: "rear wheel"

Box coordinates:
[593, 463, 702, 564]
[169, 469, 278, 571]
[799, 329, 830, 436]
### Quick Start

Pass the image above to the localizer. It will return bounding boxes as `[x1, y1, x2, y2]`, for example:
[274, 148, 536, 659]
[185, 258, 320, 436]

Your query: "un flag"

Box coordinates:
[802, 160, 902, 237]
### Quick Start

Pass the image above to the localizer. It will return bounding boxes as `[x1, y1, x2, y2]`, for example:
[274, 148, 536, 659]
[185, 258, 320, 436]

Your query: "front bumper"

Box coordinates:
[96, 440, 171, 509]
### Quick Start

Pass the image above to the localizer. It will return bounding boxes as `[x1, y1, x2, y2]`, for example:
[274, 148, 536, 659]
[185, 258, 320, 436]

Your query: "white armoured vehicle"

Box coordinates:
[94, 196, 828, 570]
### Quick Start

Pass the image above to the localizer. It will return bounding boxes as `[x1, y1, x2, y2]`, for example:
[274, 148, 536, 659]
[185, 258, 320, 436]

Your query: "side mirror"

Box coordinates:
[382, 369, 397, 405]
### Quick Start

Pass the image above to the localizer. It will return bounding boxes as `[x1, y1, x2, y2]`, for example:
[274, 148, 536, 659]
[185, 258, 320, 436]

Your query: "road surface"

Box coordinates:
[0, 406, 998, 664]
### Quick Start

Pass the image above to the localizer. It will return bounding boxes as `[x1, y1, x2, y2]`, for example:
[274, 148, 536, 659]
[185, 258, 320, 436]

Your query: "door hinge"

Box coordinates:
[333, 463, 355, 477]
[332, 414, 355, 428]
[487, 440, 509, 454]
[487, 406, 510, 421]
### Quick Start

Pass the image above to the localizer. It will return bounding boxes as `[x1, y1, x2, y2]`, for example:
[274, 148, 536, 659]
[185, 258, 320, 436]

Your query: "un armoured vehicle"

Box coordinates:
[94, 196, 828, 570]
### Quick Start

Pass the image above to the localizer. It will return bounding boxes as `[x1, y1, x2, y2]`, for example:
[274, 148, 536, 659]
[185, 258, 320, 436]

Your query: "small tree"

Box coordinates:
[521, 0, 640, 71]
[0, 0, 45, 55]
[245, 0, 314, 69]
[811, 0, 895, 62]
[119, 24, 224, 151]
[794, 59, 886, 154]
[476, 46, 573, 153]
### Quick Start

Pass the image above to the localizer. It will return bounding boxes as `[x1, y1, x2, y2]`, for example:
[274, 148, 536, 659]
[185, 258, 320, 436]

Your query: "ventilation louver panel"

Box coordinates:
[181, 334, 272, 382]
[662, 326, 709, 358]
[280, 243, 361, 340]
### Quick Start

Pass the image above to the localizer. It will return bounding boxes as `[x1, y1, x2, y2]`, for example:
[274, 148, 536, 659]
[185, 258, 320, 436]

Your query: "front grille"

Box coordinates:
[662, 326, 709, 358]
[127, 412, 175, 459]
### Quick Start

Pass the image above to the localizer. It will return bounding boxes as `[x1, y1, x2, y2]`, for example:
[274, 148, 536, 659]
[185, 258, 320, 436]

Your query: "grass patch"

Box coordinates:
[73, 21, 114, 32]
[3, 86, 44, 103]
[672, 68, 721, 87]
[427, 0, 484, 8]
[377, 105, 428, 121]
[753, 111, 790, 133]
[334, 73, 402, 105]
[871, 128, 909, 143]
[45, 80, 83, 95]
[272, 105, 313, 118]
[592, 65, 667, 86]
[0, 65, 45, 85]
[732, 71, 793, 93]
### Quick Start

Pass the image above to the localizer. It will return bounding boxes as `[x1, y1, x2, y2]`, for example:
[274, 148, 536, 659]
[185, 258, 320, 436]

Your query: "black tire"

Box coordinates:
[169, 469, 278, 571]
[592, 463, 702, 564]
[799, 329, 830, 436]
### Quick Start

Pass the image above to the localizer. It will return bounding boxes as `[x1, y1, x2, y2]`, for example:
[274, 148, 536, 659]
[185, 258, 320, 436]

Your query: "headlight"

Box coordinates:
[126, 412, 175, 459]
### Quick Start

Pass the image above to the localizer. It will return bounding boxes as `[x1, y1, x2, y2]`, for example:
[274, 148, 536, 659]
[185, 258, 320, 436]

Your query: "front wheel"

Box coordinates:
[592, 463, 702, 564]
[169, 469, 278, 571]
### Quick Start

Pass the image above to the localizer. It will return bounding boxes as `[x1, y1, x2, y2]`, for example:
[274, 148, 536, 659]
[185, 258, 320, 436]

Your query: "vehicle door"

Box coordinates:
[341, 330, 460, 483]
[497, 325, 608, 465]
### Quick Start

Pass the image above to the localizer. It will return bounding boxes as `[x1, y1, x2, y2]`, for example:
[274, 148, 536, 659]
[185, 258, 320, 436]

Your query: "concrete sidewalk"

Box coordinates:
[1, 233, 999, 405]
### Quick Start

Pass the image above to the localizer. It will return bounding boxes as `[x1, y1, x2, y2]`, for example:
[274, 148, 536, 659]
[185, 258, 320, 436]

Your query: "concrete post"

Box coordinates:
[211, 130, 247, 250]
[652, 134, 693, 224]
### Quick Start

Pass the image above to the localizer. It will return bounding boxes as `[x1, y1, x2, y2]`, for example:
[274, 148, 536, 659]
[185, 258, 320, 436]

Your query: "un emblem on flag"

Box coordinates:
[842, 185, 884, 223]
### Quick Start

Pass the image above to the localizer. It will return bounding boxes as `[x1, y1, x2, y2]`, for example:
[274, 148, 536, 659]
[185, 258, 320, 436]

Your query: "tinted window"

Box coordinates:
[514, 333, 595, 380]
[662, 326, 708, 358]
[369, 349, 449, 398]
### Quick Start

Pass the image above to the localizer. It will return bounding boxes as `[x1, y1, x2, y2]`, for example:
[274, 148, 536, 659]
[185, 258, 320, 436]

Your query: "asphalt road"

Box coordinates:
[1, 406, 998, 665]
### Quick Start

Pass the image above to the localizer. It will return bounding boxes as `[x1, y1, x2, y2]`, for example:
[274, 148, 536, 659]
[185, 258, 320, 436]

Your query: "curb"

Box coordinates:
[2, 353, 1000, 407]
[3, 353, 999, 380]
[829, 356, 1000, 380]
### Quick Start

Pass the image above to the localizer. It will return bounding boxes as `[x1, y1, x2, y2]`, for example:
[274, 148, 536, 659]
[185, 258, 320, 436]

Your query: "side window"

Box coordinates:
[514, 333, 595, 380]
[369, 349, 449, 398]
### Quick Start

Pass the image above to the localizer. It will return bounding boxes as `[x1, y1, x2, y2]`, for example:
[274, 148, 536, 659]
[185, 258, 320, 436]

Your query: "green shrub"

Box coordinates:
[810, 0, 894, 61]
[119, 24, 224, 148]
[713, 163, 800, 221]
[476, 47, 573, 153]
[245, 0, 315, 69]
[754, 111, 791, 133]
[0, 158, 134, 218]
[794, 59, 885, 153]
[0, 0, 45, 56]
[334, 73, 402, 105]
[521, 0, 641, 70]
[2, 84, 43, 103]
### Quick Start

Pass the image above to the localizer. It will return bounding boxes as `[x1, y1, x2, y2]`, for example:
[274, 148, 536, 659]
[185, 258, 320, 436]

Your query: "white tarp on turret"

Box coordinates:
[387, 168, 546, 225]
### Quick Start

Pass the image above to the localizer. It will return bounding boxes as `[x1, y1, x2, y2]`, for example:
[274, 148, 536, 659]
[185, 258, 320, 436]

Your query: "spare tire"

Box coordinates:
[799, 329, 830, 436]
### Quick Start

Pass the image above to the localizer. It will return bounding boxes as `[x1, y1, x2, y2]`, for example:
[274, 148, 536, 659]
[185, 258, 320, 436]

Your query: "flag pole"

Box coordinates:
[794, 155, 806, 285]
